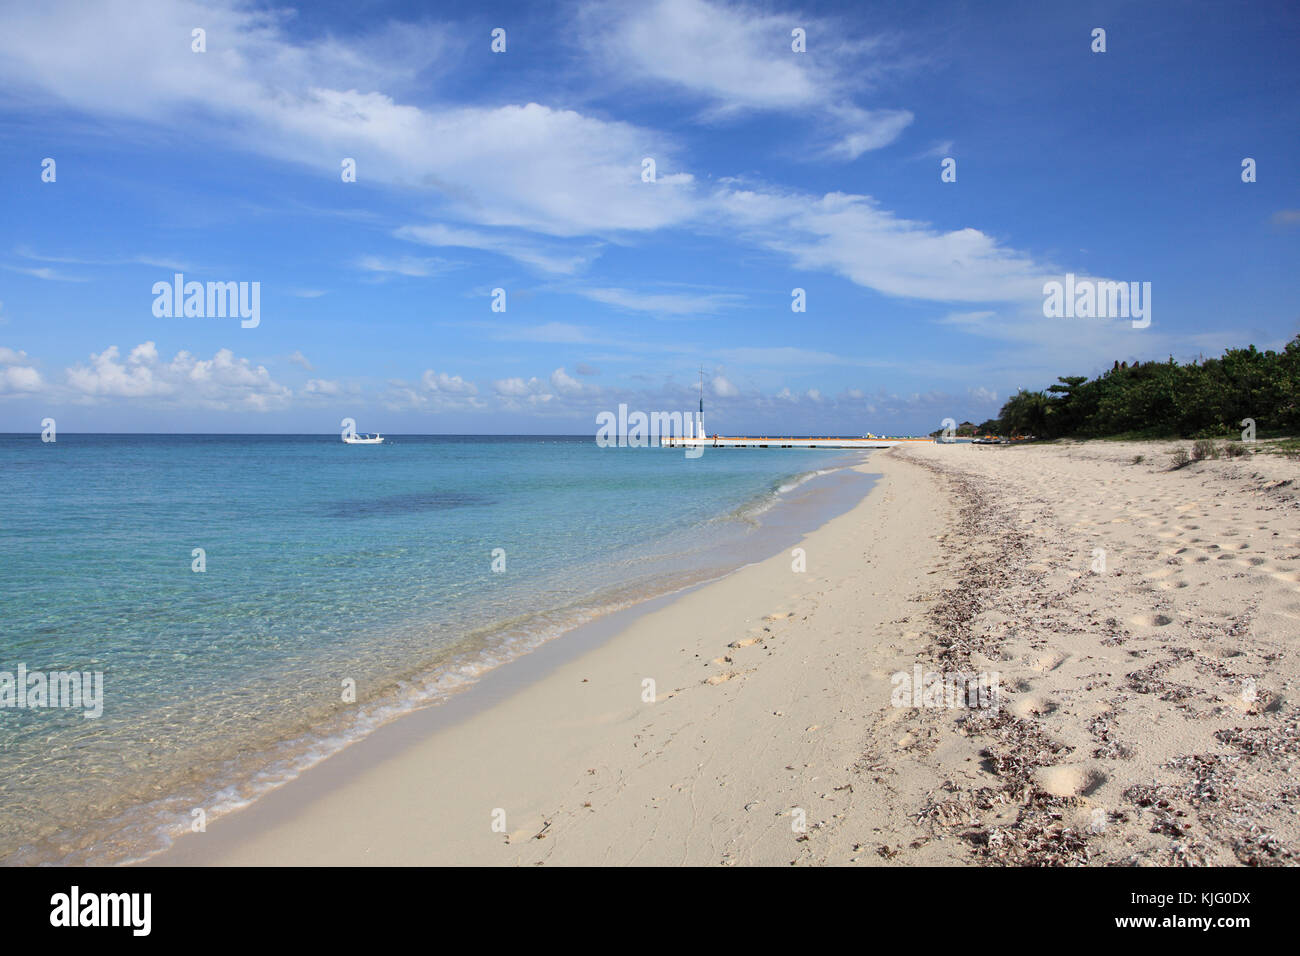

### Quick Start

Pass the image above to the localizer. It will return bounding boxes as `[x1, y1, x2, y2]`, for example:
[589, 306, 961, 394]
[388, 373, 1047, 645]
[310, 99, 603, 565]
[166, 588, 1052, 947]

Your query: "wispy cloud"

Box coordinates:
[0, 1, 698, 239]
[0, 0, 1072, 315]
[15, 247, 189, 271]
[395, 224, 597, 276]
[355, 255, 456, 278]
[580, 0, 915, 159]
[3, 264, 89, 282]
[576, 286, 745, 316]
[715, 187, 1055, 303]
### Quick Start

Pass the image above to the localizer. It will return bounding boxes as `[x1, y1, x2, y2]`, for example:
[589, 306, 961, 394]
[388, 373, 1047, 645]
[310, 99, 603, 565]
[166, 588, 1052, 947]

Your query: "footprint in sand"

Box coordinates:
[1010, 695, 1059, 718]
[1130, 613, 1173, 627]
[705, 671, 739, 685]
[1029, 652, 1069, 673]
[1035, 765, 1106, 798]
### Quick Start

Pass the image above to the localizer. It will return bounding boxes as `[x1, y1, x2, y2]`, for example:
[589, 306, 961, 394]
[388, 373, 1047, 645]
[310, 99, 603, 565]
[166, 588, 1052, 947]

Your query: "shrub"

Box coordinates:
[1169, 447, 1191, 469]
[1191, 438, 1219, 460]
[1131, 454, 1145, 464]
[978, 334, 1300, 440]
[1223, 443, 1249, 458]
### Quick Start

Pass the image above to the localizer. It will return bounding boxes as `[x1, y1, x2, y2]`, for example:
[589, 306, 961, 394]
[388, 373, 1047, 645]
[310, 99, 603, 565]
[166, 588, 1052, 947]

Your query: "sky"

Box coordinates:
[0, 0, 1297, 434]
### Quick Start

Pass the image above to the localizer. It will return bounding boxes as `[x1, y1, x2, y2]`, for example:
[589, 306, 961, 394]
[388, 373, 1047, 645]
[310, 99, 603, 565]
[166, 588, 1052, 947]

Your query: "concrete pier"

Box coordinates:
[661, 435, 933, 449]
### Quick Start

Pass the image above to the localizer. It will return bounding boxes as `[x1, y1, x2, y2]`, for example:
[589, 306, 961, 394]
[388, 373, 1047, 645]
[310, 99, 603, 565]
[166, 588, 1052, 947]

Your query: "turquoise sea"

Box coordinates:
[0, 434, 870, 864]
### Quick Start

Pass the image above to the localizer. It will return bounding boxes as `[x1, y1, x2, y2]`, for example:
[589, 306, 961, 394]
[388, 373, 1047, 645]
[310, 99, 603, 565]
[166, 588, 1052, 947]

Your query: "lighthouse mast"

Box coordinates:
[697, 366, 705, 438]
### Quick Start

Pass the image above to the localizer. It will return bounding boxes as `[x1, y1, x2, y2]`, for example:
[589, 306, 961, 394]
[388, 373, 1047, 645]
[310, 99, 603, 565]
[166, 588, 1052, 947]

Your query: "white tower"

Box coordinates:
[696, 366, 705, 438]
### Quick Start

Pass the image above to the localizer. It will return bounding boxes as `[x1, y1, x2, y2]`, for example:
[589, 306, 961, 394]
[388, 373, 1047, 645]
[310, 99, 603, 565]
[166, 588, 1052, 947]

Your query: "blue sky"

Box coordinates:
[1, 0, 1297, 434]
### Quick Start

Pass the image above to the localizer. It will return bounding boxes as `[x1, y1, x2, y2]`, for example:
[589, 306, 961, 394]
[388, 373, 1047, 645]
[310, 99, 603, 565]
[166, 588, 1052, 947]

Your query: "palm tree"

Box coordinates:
[1000, 389, 1051, 437]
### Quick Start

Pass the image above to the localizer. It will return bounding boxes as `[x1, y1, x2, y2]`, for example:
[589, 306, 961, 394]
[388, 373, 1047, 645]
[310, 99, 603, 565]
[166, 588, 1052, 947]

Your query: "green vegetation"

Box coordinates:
[972, 335, 1300, 440]
[1191, 438, 1220, 460]
[1261, 437, 1300, 458]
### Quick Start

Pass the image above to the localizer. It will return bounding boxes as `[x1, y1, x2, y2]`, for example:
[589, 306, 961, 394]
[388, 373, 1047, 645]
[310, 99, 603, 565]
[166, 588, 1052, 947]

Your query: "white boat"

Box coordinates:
[343, 433, 384, 444]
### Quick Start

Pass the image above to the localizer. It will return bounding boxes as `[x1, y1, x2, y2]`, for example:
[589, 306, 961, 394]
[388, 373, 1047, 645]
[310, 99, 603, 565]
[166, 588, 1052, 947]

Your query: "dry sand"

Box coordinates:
[155, 440, 1300, 866]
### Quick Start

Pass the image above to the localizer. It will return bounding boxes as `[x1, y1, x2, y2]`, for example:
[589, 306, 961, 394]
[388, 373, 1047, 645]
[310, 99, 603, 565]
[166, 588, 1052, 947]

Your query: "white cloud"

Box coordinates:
[0, 347, 42, 394]
[711, 374, 739, 397]
[577, 286, 744, 316]
[822, 105, 915, 161]
[383, 374, 484, 412]
[3, 264, 87, 282]
[550, 367, 583, 393]
[64, 341, 291, 410]
[716, 188, 1054, 303]
[66, 345, 167, 398]
[128, 341, 158, 365]
[584, 0, 913, 157]
[303, 378, 342, 396]
[0, 1, 698, 239]
[421, 370, 477, 395]
[589, 0, 823, 111]
[493, 377, 536, 397]
[919, 139, 955, 159]
[0, 366, 42, 392]
[288, 350, 314, 370]
[356, 255, 454, 278]
[15, 248, 190, 271]
[395, 224, 595, 275]
[491, 376, 561, 407]
[0, 0, 1084, 327]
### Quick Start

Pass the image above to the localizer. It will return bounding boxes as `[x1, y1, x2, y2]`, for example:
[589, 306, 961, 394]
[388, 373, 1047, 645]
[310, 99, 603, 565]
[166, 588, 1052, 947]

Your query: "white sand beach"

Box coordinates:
[156, 441, 1300, 866]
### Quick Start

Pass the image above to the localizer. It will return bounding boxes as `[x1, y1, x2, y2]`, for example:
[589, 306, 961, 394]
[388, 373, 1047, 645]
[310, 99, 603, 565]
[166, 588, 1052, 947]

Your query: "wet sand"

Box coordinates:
[152, 441, 1300, 866]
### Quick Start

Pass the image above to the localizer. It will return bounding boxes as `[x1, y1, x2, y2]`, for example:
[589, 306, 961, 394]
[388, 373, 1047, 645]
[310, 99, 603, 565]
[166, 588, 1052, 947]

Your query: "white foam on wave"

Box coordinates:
[93, 588, 699, 866]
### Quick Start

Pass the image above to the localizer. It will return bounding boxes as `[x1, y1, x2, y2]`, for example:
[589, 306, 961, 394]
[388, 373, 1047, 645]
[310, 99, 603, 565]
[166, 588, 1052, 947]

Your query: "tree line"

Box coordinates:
[960, 334, 1300, 439]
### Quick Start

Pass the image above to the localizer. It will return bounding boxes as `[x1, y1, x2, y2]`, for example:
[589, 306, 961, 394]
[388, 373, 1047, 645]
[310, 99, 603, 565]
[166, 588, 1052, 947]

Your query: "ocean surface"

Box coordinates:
[0, 434, 872, 864]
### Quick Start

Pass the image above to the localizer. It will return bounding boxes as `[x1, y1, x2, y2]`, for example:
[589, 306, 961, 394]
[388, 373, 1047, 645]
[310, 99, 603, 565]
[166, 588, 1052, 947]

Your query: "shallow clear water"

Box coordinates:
[0, 433, 868, 863]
